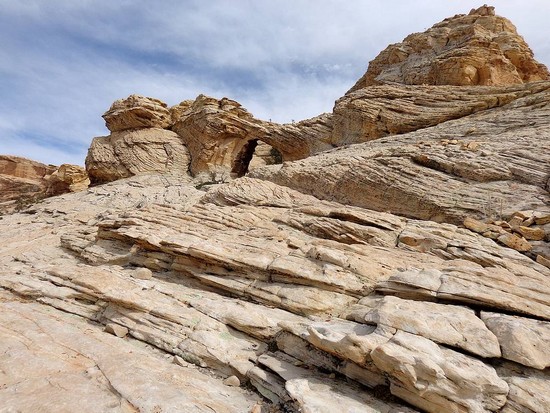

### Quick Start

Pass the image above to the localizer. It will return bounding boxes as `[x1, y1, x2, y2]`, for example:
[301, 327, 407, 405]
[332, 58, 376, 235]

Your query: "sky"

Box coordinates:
[1, 1, 549, 166]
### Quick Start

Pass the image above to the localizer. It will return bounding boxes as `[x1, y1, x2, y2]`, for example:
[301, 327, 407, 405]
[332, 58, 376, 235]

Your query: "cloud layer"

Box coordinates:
[1, 0, 549, 165]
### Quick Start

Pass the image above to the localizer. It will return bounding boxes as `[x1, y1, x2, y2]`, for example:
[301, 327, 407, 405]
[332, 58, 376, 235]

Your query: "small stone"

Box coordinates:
[493, 220, 511, 229]
[223, 375, 240, 387]
[133, 268, 153, 280]
[105, 323, 129, 338]
[522, 216, 536, 227]
[535, 213, 550, 225]
[464, 217, 504, 235]
[482, 231, 502, 240]
[515, 226, 545, 241]
[464, 217, 489, 233]
[511, 210, 534, 220]
[497, 233, 532, 252]
[250, 404, 262, 413]
[508, 216, 524, 228]
[537, 255, 550, 269]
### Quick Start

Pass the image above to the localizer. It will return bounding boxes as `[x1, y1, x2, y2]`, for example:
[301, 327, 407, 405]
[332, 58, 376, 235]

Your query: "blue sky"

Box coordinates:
[1, 1, 549, 166]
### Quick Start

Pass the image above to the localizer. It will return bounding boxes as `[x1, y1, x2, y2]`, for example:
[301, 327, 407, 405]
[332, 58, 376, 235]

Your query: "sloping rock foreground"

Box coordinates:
[0, 155, 89, 215]
[1, 174, 549, 412]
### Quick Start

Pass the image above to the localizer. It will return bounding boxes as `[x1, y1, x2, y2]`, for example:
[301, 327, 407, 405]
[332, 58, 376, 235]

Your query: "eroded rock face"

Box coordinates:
[331, 82, 548, 145]
[85, 6, 550, 185]
[6, 5, 550, 413]
[349, 5, 549, 91]
[172, 95, 332, 177]
[252, 83, 550, 225]
[88, 94, 332, 182]
[0, 155, 89, 214]
[85, 128, 191, 185]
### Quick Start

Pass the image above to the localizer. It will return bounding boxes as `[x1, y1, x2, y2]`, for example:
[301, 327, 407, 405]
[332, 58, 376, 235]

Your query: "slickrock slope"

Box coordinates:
[3, 5, 550, 413]
[0, 155, 89, 215]
[1, 176, 549, 412]
[252, 83, 550, 226]
[349, 5, 549, 91]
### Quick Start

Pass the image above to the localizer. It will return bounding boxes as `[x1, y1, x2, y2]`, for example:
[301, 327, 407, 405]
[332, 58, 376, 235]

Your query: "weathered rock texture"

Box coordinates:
[349, 5, 549, 91]
[0, 155, 89, 215]
[1, 175, 549, 412]
[88, 94, 332, 182]
[103, 94, 172, 132]
[86, 128, 191, 185]
[3, 5, 550, 413]
[85, 6, 550, 184]
[252, 83, 550, 225]
[171, 95, 332, 176]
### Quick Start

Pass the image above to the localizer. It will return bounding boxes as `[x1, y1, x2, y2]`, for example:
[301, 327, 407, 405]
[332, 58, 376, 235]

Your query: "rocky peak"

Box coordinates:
[349, 5, 549, 91]
[469, 4, 495, 16]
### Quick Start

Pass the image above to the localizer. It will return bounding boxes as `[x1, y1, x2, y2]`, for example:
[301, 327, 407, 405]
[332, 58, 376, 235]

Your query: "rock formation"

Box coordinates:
[87, 94, 333, 182]
[2, 5, 550, 413]
[0, 155, 89, 214]
[349, 5, 549, 91]
[252, 82, 550, 226]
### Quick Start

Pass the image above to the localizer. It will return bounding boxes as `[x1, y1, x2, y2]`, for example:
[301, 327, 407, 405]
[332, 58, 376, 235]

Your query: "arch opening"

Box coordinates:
[231, 140, 283, 177]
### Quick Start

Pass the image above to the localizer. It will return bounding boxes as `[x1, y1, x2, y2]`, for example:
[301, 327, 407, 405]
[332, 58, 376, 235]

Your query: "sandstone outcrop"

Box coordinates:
[84, 6, 550, 185]
[103, 94, 172, 132]
[86, 128, 192, 185]
[1, 189, 548, 411]
[331, 81, 549, 145]
[0, 155, 89, 214]
[349, 5, 549, 91]
[87, 94, 332, 182]
[3, 5, 550, 413]
[252, 83, 550, 225]
[1, 175, 549, 412]
[171, 95, 332, 177]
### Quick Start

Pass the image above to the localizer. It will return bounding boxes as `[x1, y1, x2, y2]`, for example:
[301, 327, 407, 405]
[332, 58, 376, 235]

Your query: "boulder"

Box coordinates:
[85, 128, 191, 185]
[102, 94, 171, 132]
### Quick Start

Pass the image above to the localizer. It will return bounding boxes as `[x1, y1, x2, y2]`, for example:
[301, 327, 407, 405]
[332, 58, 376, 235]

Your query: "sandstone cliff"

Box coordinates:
[2, 5, 550, 413]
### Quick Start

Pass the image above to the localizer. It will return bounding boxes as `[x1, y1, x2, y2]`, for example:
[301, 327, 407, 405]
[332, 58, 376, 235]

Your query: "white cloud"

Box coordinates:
[0, 0, 549, 166]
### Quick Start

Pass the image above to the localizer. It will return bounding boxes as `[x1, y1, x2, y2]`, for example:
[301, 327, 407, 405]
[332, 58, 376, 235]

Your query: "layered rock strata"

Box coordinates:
[1, 176, 549, 412]
[251, 84, 550, 225]
[0, 155, 89, 215]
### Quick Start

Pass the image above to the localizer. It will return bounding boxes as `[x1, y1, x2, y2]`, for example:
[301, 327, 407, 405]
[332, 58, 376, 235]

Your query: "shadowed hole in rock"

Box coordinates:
[232, 140, 283, 177]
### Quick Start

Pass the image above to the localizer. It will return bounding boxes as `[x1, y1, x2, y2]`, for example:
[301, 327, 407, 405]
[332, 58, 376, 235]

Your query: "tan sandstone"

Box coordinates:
[349, 5, 549, 91]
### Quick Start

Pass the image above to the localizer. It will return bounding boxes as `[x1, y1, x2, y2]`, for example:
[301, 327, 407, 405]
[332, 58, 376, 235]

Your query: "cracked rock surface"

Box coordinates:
[1, 173, 549, 412]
